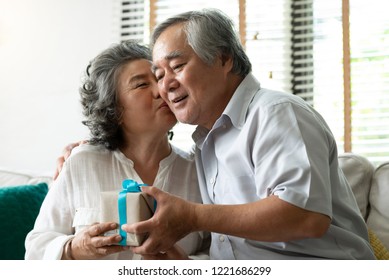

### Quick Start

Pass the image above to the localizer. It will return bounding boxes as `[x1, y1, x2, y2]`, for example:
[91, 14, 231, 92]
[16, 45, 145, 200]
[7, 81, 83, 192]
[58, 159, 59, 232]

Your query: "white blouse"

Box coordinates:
[25, 144, 209, 259]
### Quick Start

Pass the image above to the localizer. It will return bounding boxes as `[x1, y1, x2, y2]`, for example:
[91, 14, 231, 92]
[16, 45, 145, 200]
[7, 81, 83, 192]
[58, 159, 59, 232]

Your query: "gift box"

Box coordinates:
[100, 179, 154, 246]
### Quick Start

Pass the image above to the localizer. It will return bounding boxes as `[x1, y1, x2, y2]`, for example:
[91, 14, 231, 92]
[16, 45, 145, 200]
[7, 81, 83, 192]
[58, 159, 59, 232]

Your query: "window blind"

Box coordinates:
[245, 0, 292, 93]
[120, 0, 148, 42]
[349, 0, 389, 164]
[291, 0, 314, 104]
[311, 0, 345, 153]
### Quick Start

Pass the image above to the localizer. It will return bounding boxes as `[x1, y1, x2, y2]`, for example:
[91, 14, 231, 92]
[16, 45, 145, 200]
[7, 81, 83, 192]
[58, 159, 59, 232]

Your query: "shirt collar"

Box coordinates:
[193, 73, 260, 146]
[223, 73, 261, 129]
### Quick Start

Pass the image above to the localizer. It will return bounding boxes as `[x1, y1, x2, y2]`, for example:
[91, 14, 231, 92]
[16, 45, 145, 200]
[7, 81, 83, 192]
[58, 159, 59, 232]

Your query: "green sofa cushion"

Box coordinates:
[0, 182, 48, 260]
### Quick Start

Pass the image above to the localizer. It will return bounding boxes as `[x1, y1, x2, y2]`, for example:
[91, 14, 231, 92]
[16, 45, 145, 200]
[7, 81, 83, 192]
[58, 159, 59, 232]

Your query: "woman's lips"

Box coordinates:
[158, 102, 170, 109]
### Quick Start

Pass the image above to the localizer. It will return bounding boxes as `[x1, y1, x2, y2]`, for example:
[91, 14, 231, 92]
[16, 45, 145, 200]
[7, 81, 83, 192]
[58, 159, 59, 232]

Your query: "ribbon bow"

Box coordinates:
[118, 179, 147, 246]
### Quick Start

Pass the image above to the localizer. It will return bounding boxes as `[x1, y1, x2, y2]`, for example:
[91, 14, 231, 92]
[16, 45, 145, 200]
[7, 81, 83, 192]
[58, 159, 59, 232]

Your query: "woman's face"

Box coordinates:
[116, 59, 177, 137]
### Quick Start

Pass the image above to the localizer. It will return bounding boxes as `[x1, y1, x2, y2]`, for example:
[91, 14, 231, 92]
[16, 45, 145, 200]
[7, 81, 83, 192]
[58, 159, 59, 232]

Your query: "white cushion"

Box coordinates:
[338, 153, 374, 220]
[367, 162, 389, 250]
[0, 169, 52, 188]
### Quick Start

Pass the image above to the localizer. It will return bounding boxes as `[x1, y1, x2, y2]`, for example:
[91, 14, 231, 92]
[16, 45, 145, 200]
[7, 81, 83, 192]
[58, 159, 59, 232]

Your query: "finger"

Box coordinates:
[140, 186, 159, 196]
[142, 252, 169, 260]
[96, 245, 130, 257]
[63, 142, 82, 160]
[64, 142, 80, 152]
[121, 219, 153, 235]
[89, 222, 118, 236]
[130, 244, 163, 255]
[91, 234, 122, 248]
[53, 156, 65, 180]
[140, 186, 168, 204]
[130, 235, 163, 255]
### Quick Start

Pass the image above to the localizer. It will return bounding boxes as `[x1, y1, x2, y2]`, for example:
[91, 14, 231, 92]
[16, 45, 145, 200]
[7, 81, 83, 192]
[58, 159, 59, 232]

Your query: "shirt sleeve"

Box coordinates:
[252, 101, 334, 217]
[25, 164, 75, 259]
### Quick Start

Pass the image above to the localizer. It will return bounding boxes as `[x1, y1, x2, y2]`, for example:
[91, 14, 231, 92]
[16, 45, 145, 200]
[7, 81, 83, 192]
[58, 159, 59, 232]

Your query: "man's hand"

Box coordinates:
[53, 140, 87, 180]
[141, 244, 189, 260]
[122, 187, 198, 255]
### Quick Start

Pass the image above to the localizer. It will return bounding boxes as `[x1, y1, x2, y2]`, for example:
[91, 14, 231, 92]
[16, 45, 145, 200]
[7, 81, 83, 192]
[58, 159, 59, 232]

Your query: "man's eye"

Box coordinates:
[173, 63, 184, 71]
[156, 74, 164, 82]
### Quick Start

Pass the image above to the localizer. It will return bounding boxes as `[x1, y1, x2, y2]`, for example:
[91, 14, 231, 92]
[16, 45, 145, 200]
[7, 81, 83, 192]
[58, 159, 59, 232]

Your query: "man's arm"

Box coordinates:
[123, 186, 330, 255]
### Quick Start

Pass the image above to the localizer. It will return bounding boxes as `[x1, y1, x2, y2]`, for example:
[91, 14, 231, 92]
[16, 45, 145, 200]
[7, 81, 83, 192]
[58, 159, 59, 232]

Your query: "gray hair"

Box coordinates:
[150, 8, 251, 77]
[80, 40, 151, 150]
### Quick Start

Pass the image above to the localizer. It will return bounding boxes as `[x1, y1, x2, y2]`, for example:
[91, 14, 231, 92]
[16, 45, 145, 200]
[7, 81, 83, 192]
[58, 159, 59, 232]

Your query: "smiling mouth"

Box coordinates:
[171, 95, 188, 104]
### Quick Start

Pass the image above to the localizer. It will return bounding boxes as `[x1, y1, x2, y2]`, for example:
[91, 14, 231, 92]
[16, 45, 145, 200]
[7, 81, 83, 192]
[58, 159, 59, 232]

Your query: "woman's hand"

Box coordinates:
[64, 222, 129, 260]
[141, 245, 190, 260]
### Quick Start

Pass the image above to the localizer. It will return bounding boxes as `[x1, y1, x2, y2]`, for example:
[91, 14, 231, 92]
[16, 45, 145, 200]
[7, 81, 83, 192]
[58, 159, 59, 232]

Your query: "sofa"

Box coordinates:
[338, 153, 389, 259]
[0, 169, 52, 259]
[0, 153, 388, 259]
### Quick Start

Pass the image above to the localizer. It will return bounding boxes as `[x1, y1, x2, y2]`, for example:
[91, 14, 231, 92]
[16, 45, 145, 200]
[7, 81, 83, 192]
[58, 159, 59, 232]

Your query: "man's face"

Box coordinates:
[152, 23, 232, 129]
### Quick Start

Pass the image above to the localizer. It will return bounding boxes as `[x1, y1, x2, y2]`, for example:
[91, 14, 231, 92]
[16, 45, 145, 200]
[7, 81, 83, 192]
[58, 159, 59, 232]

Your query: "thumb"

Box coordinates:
[140, 186, 163, 200]
[121, 219, 150, 234]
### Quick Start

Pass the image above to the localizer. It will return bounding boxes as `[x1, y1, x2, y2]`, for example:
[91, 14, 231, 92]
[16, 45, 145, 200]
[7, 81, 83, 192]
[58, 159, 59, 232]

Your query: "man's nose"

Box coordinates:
[162, 71, 179, 93]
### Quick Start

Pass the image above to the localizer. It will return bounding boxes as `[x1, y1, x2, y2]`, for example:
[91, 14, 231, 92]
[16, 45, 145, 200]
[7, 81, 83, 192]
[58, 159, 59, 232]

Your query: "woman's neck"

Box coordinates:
[119, 133, 171, 185]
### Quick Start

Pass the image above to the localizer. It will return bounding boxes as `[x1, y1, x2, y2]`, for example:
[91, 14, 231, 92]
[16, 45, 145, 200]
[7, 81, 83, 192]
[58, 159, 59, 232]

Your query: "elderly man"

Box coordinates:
[124, 9, 374, 260]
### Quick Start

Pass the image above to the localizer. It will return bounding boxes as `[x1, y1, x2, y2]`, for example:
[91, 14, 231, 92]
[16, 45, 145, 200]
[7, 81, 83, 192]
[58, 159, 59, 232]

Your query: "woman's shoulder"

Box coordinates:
[68, 143, 111, 161]
[169, 145, 197, 176]
[171, 144, 195, 161]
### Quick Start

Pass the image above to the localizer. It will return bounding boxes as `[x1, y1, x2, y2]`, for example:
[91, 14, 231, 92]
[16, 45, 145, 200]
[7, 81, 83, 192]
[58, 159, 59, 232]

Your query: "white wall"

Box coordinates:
[0, 0, 120, 175]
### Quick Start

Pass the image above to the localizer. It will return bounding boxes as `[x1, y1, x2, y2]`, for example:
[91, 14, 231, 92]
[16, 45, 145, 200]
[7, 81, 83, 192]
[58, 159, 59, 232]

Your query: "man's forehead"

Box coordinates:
[151, 49, 185, 72]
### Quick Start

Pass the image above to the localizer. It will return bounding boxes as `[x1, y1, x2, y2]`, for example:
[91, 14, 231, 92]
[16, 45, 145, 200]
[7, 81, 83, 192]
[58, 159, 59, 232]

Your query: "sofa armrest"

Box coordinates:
[367, 162, 389, 251]
[338, 153, 374, 220]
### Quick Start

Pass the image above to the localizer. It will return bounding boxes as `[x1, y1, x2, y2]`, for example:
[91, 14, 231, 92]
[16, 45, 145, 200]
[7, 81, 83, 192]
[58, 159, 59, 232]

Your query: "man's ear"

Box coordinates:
[220, 53, 233, 72]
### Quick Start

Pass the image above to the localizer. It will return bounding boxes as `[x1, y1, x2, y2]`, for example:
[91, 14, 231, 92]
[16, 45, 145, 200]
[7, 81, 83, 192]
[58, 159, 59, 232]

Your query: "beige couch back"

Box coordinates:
[338, 153, 389, 250]
[0, 169, 52, 188]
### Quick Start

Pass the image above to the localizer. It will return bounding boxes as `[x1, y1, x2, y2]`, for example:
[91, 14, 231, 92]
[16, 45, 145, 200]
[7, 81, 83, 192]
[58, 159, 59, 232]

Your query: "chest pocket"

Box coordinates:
[216, 171, 258, 204]
[72, 208, 100, 233]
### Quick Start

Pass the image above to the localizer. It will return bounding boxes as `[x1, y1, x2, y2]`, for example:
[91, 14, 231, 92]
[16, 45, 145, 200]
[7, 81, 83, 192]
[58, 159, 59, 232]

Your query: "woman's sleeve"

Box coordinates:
[24, 164, 75, 259]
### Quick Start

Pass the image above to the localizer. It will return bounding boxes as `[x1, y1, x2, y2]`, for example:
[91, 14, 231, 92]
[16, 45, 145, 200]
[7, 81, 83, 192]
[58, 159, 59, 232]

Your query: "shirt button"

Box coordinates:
[210, 178, 215, 184]
[219, 235, 225, 242]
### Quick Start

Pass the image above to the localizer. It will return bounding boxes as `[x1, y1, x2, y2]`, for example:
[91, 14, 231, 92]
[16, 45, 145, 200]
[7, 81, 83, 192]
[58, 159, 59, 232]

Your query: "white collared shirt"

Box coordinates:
[193, 73, 375, 259]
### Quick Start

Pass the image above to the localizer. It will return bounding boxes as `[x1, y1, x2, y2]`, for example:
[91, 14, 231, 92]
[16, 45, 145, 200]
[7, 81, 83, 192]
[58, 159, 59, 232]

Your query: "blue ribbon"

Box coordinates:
[118, 179, 147, 246]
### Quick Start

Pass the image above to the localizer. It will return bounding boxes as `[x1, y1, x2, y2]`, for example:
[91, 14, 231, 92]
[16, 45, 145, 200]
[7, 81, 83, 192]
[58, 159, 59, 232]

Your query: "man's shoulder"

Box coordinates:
[251, 87, 309, 112]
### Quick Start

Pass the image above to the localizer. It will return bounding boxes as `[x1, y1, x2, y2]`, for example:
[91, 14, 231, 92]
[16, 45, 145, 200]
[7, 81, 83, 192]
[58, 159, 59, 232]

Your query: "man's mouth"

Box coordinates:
[171, 95, 188, 104]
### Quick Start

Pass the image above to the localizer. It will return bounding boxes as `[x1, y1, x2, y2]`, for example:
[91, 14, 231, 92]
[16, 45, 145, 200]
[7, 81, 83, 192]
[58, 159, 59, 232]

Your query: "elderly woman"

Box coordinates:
[25, 41, 209, 260]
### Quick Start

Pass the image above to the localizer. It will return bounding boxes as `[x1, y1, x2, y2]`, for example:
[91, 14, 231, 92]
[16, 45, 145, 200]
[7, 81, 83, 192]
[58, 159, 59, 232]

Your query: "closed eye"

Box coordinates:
[134, 82, 149, 89]
[156, 73, 164, 82]
[172, 63, 185, 72]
